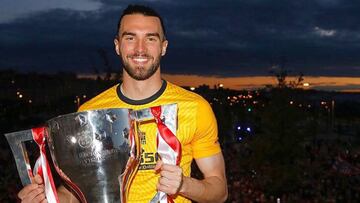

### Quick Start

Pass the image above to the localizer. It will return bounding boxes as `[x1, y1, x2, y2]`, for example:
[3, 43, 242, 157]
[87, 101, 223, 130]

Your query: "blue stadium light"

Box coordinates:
[246, 127, 251, 132]
[237, 126, 241, 130]
[238, 137, 243, 141]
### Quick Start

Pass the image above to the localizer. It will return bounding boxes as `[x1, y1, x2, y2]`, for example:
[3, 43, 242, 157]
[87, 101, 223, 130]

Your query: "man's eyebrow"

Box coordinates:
[121, 32, 136, 37]
[146, 33, 161, 38]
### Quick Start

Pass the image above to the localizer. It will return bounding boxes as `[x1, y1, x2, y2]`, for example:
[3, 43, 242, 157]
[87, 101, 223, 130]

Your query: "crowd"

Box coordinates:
[220, 138, 360, 203]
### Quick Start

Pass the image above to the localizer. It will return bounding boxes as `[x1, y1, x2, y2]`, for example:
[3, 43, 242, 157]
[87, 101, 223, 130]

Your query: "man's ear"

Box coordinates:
[114, 38, 120, 56]
[161, 40, 168, 56]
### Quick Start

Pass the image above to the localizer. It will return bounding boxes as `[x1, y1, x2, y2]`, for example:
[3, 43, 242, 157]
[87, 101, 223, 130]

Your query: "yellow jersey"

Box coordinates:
[78, 80, 221, 202]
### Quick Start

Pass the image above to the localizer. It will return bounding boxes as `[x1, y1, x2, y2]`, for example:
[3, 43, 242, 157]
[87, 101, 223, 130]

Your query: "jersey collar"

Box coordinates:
[117, 80, 167, 105]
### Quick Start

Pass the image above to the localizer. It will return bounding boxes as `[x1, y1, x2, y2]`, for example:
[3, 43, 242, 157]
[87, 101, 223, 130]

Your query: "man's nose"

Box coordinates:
[135, 40, 146, 53]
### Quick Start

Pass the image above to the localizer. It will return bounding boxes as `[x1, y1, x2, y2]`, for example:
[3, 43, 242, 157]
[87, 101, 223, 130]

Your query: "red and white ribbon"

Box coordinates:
[150, 106, 181, 203]
[31, 127, 59, 203]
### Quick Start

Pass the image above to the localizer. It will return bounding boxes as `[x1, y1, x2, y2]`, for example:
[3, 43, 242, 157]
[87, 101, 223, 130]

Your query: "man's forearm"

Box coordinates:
[179, 175, 228, 203]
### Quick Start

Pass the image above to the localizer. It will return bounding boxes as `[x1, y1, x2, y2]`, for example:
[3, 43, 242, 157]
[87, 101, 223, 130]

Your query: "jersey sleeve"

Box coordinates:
[191, 98, 221, 159]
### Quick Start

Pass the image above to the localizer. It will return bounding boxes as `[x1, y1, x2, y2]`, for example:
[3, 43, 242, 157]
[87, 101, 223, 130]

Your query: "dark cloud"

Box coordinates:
[1, 0, 360, 76]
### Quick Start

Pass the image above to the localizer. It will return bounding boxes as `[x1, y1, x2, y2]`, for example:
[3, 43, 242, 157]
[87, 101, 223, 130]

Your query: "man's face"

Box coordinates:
[114, 14, 168, 81]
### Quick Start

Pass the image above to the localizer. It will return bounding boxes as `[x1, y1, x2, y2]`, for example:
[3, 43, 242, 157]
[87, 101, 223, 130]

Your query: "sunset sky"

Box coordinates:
[1, 0, 360, 91]
[162, 74, 360, 92]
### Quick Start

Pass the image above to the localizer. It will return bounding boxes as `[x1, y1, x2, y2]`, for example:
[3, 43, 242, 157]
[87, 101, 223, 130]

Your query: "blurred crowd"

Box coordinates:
[222, 138, 360, 203]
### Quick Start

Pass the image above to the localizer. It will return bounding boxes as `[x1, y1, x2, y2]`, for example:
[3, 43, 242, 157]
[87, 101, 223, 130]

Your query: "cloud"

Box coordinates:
[0, 0, 102, 23]
[314, 26, 337, 37]
[315, 0, 340, 7]
[175, 29, 218, 39]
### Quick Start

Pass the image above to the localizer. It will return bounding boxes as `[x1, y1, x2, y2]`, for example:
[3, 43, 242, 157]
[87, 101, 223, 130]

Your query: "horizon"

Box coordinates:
[7, 70, 358, 93]
[3, 68, 360, 92]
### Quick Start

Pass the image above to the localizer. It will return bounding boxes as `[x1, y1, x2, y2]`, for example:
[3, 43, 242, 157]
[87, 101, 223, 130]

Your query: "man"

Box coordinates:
[18, 5, 227, 203]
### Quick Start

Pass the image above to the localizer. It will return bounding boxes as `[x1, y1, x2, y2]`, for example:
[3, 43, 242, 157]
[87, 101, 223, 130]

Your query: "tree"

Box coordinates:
[97, 48, 122, 81]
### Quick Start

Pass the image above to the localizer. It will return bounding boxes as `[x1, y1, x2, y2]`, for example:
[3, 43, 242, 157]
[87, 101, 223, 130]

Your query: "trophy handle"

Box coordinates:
[118, 116, 142, 202]
[5, 129, 35, 186]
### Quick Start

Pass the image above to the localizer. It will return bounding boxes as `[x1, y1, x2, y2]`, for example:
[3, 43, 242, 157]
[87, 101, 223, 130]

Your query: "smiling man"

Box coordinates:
[18, 5, 227, 203]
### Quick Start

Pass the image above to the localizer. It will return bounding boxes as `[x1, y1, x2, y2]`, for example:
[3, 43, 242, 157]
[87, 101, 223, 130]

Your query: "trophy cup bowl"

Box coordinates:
[46, 108, 140, 202]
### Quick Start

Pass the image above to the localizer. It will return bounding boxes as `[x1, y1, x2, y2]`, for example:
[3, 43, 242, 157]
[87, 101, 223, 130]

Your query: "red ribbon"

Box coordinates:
[31, 127, 59, 203]
[151, 106, 181, 165]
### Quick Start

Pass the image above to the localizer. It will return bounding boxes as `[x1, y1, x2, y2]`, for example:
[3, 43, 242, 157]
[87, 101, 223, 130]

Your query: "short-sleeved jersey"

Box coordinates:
[78, 80, 221, 202]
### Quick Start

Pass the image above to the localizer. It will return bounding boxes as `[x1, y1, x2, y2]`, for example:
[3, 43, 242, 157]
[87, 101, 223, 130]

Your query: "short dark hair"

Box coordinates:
[117, 4, 166, 40]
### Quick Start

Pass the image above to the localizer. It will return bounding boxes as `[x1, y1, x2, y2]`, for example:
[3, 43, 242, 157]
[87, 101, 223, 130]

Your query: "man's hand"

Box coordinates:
[154, 160, 183, 195]
[18, 174, 47, 203]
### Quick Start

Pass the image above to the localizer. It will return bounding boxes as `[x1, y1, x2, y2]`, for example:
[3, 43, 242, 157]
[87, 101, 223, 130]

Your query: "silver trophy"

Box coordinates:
[5, 104, 178, 202]
[5, 108, 141, 202]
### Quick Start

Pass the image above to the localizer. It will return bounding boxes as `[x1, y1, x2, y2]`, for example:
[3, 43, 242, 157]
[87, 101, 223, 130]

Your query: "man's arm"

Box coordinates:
[180, 153, 227, 202]
[155, 152, 228, 203]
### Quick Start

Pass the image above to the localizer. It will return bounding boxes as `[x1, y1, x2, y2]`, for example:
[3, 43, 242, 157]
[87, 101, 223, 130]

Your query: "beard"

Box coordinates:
[121, 53, 161, 81]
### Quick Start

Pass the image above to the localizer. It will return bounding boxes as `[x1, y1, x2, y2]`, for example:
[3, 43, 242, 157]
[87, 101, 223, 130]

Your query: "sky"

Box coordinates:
[1, 0, 360, 91]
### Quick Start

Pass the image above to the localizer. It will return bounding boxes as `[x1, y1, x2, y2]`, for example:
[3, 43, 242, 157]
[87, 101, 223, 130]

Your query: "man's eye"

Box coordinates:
[148, 37, 157, 42]
[125, 37, 134, 41]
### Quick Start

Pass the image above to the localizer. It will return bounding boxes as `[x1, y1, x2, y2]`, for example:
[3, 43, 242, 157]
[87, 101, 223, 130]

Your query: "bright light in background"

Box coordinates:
[237, 126, 241, 130]
[303, 83, 310, 87]
[70, 137, 77, 144]
[246, 127, 251, 132]
[190, 87, 196, 91]
[219, 83, 224, 88]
